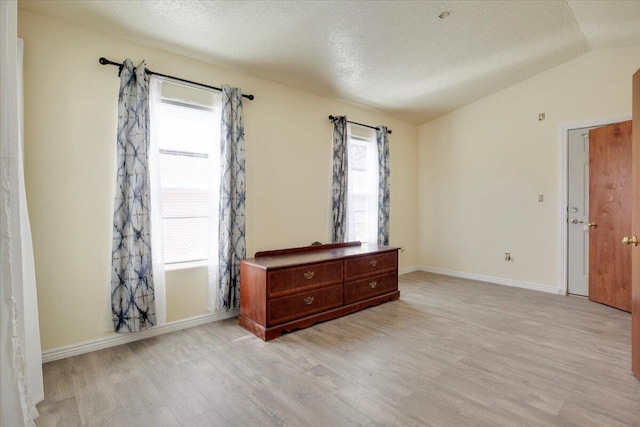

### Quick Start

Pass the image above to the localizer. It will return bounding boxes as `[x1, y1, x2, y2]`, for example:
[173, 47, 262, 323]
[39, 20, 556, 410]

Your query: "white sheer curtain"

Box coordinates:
[346, 128, 379, 244]
[148, 76, 168, 326]
[207, 137, 221, 313]
[1, 1, 44, 425]
[148, 77, 221, 316]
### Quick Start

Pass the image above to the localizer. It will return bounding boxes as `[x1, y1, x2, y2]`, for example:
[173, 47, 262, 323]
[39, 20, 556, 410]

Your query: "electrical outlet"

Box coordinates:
[505, 253, 511, 261]
[538, 112, 545, 121]
[538, 194, 544, 202]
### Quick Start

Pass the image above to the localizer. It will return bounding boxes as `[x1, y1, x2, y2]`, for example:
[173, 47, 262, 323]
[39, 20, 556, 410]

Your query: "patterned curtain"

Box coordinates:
[111, 59, 156, 332]
[331, 116, 348, 243]
[376, 126, 390, 246]
[218, 85, 246, 311]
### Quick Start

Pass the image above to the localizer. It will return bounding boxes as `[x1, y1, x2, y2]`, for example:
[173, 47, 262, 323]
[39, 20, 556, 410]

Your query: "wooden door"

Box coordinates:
[632, 68, 639, 379]
[588, 121, 632, 312]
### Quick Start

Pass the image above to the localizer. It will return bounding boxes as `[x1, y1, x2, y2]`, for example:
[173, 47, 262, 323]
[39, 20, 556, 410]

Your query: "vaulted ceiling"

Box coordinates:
[19, 0, 640, 124]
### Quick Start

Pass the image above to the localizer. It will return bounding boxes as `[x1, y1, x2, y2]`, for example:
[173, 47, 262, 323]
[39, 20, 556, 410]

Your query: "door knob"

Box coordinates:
[571, 219, 584, 224]
[587, 222, 597, 228]
[622, 236, 638, 246]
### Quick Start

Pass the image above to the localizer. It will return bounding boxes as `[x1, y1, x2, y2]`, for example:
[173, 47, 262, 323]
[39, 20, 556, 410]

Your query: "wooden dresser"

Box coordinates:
[239, 242, 400, 340]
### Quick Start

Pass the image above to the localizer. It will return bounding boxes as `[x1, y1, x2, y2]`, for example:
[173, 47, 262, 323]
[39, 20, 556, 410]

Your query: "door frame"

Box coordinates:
[559, 114, 631, 295]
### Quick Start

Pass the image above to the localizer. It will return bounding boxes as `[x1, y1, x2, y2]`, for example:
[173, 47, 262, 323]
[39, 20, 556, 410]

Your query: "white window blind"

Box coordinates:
[156, 99, 220, 265]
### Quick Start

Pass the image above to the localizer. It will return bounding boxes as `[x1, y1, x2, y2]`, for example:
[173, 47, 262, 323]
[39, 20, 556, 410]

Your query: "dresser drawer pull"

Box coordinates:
[303, 296, 315, 305]
[369, 280, 377, 289]
[303, 271, 315, 280]
[369, 259, 377, 267]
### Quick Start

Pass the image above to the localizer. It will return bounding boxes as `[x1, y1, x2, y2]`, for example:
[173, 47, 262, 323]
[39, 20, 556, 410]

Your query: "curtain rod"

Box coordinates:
[328, 115, 391, 134]
[99, 57, 255, 101]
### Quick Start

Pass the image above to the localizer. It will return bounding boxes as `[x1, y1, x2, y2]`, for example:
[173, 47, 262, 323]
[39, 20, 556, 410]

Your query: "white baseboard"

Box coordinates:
[399, 265, 420, 275]
[41, 309, 239, 364]
[418, 266, 563, 295]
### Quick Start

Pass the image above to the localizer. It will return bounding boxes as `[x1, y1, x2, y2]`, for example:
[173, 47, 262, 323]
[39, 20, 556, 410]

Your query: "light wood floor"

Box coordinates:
[36, 272, 640, 426]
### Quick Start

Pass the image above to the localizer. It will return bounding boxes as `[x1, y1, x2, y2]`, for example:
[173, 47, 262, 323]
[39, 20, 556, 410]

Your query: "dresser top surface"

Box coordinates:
[242, 244, 399, 270]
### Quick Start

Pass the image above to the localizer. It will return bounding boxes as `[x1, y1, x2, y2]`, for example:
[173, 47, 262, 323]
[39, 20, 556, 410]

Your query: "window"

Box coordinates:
[347, 132, 378, 243]
[154, 85, 220, 265]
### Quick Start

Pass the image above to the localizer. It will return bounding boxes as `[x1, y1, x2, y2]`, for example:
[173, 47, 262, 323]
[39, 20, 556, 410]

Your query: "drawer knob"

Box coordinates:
[369, 280, 377, 289]
[303, 296, 315, 305]
[303, 271, 315, 280]
[369, 259, 377, 267]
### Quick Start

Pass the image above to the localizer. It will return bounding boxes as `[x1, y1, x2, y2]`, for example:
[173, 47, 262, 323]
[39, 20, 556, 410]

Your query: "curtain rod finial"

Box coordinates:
[99, 57, 109, 65]
[246, 94, 255, 100]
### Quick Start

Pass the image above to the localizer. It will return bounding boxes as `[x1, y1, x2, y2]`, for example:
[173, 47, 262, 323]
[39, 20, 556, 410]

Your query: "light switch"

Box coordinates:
[538, 194, 544, 202]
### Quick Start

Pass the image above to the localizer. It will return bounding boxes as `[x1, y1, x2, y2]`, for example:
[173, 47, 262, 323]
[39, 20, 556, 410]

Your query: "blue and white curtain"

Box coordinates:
[331, 116, 348, 243]
[217, 85, 245, 311]
[110, 59, 156, 332]
[376, 126, 390, 245]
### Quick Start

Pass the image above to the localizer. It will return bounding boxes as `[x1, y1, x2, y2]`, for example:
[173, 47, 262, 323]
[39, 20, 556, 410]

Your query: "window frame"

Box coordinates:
[155, 95, 220, 267]
[346, 131, 379, 244]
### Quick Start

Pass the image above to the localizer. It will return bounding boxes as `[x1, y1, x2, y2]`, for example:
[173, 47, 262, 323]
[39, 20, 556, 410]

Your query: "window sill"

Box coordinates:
[165, 260, 208, 272]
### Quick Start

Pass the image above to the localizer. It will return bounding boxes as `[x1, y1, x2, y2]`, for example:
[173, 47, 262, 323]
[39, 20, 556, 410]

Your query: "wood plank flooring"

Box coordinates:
[36, 272, 640, 426]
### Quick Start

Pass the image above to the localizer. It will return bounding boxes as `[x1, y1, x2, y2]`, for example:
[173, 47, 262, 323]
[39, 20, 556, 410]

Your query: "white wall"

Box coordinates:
[18, 10, 419, 351]
[418, 47, 640, 290]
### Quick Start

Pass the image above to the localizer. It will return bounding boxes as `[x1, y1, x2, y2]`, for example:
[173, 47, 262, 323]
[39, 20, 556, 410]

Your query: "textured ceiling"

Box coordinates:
[18, 0, 640, 125]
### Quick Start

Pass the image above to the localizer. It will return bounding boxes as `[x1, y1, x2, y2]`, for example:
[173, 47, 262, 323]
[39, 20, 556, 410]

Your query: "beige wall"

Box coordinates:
[418, 47, 640, 290]
[18, 10, 419, 351]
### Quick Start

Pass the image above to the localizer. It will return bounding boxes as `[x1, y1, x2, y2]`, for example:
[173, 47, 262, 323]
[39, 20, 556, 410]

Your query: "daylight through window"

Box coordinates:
[347, 133, 379, 244]
[155, 96, 220, 265]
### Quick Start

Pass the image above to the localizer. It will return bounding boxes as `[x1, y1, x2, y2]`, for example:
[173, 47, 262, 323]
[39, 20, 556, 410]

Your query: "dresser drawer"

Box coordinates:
[345, 251, 397, 280]
[267, 284, 343, 326]
[344, 272, 398, 304]
[267, 260, 343, 298]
